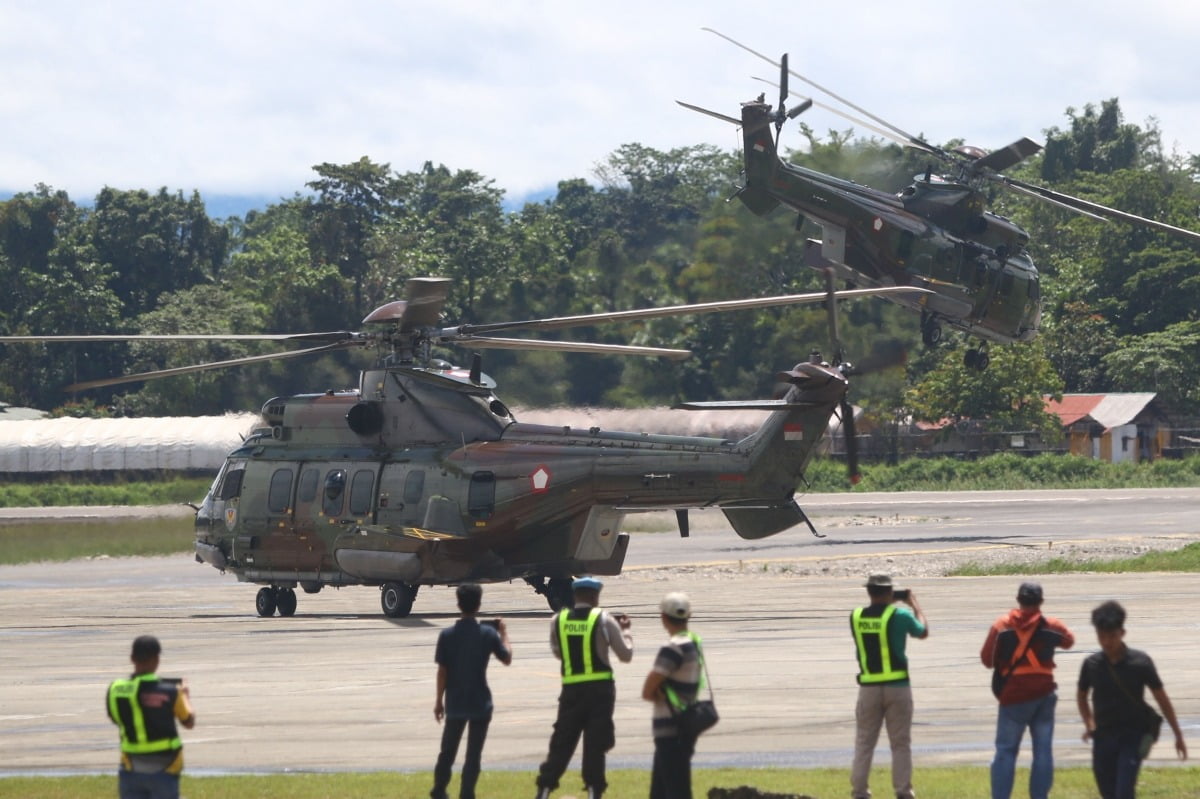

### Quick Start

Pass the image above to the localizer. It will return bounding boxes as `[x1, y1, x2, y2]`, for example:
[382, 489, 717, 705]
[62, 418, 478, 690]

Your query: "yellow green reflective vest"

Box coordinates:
[557, 607, 613, 684]
[106, 674, 183, 755]
[852, 605, 909, 684]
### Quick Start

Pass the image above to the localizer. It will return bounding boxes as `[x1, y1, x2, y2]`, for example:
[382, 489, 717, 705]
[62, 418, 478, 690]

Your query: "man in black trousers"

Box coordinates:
[431, 583, 512, 799]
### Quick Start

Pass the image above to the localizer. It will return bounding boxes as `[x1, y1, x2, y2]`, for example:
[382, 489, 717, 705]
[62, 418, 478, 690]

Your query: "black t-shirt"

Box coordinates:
[435, 618, 509, 720]
[1078, 646, 1163, 733]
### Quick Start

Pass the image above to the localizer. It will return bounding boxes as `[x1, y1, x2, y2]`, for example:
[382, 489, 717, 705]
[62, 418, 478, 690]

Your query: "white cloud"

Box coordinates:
[3, 0, 1199, 204]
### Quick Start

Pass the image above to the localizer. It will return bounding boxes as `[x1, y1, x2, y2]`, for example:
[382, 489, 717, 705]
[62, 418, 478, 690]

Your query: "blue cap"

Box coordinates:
[572, 576, 603, 591]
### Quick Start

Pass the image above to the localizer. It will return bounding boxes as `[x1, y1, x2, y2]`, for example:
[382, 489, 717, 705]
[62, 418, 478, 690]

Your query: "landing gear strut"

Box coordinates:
[526, 576, 575, 612]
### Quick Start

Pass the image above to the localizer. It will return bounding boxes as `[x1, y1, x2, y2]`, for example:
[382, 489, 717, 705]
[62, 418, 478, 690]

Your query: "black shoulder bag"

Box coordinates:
[666, 633, 719, 739]
[991, 618, 1044, 699]
[1106, 659, 1163, 759]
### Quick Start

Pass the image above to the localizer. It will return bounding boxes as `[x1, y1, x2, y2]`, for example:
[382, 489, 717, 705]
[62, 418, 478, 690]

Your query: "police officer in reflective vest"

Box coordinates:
[106, 635, 196, 799]
[535, 576, 633, 799]
[850, 574, 928, 799]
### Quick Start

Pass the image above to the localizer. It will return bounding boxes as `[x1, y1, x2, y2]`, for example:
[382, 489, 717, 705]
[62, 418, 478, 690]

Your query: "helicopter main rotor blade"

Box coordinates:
[676, 100, 743, 127]
[972, 137, 1043, 173]
[398, 277, 452, 332]
[1000, 175, 1200, 242]
[703, 27, 945, 160]
[0, 332, 359, 344]
[448, 336, 691, 360]
[449, 286, 933, 338]
[64, 341, 363, 392]
[749, 77, 941, 156]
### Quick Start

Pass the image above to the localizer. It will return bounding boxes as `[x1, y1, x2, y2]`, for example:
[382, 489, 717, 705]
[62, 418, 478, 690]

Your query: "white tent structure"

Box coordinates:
[0, 413, 261, 473]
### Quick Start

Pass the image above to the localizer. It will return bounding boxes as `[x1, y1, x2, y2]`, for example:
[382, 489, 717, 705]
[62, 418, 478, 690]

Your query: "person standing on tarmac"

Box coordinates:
[980, 581, 1075, 799]
[1078, 599, 1187, 798]
[106, 635, 196, 799]
[850, 574, 928, 799]
[534, 576, 634, 799]
[431, 582, 512, 799]
[642, 591, 703, 799]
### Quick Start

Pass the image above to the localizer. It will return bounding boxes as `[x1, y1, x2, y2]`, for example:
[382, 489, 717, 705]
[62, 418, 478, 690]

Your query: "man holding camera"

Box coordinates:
[431, 582, 512, 799]
[980, 581, 1074, 799]
[106, 635, 195, 799]
[850, 574, 928, 799]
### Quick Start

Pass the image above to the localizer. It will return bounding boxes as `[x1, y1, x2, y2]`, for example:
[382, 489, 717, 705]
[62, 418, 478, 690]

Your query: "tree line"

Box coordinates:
[2, 97, 1198, 438]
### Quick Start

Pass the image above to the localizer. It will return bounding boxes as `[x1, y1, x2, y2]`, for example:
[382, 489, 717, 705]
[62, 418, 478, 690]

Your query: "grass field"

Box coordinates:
[949, 541, 1200, 576]
[0, 516, 196, 565]
[2, 765, 1199, 798]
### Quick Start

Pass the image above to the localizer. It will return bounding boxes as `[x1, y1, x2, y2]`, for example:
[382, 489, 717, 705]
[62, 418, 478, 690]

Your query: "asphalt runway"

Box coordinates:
[2, 489, 1198, 778]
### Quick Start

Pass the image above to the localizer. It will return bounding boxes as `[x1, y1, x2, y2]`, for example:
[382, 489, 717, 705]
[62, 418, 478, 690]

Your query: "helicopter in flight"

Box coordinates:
[680, 29, 1200, 370]
[2, 276, 924, 618]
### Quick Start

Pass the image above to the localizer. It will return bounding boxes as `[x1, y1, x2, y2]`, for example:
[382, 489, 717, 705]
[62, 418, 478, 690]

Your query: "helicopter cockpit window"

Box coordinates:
[467, 471, 496, 520]
[349, 469, 374, 516]
[268, 469, 293, 513]
[298, 468, 319, 503]
[216, 467, 244, 501]
[403, 470, 425, 505]
[323, 469, 347, 517]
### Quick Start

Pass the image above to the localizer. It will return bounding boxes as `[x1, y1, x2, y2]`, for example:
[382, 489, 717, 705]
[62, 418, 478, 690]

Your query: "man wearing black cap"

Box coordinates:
[534, 576, 633, 799]
[850, 574, 928, 799]
[981, 582, 1075, 799]
[106, 635, 195, 799]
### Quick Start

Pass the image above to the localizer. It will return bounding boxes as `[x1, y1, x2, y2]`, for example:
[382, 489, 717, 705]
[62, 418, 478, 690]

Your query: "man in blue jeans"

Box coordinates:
[980, 582, 1074, 799]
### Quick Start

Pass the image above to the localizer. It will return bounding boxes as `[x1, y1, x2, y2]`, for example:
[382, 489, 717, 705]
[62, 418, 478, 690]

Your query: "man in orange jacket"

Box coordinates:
[980, 582, 1074, 799]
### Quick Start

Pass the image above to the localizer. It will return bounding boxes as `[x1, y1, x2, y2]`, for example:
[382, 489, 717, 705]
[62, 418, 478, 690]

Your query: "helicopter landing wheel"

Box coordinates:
[921, 320, 942, 347]
[255, 587, 278, 617]
[545, 577, 574, 612]
[381, 581, 417, 618]
[964, 347, 990, 371]
[276, 587, 298, 617]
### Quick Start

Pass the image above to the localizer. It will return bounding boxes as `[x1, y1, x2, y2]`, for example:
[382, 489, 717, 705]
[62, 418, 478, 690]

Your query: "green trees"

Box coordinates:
[1, 97, 1197, 428]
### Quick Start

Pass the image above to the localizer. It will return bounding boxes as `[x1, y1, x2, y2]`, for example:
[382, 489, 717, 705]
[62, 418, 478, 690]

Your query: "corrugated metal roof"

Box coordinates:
[1044, 393, 1158, 430]
[1089, 393, 1159, 429]
[1044, 395, 1103, 427]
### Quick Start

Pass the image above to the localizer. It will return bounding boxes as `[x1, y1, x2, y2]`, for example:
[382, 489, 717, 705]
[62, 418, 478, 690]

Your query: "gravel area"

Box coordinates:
[636, 530, 1200, 582]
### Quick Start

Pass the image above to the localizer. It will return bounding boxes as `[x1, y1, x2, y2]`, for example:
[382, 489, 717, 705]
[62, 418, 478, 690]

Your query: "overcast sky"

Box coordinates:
[3, 1, 1199, 212]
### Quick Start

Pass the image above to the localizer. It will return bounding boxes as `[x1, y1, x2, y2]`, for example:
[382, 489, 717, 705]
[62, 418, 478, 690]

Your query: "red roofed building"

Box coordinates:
[1042, 393, 1167, 463]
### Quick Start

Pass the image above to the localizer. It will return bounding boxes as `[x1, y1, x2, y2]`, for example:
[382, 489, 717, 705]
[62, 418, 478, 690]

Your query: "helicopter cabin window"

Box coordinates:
[323, 469, 347, 517]
[403, 470, 425, 505]
[216, 466, 244, 501]
[298, 468, 319, 503]
[467, 471, 496, 520]
[349, 469, 375, 516]
[267, 469, 293, 513]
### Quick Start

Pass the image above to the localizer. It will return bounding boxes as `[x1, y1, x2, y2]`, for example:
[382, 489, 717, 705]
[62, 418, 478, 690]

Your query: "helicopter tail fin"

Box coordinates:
[677, 360, 846, 539]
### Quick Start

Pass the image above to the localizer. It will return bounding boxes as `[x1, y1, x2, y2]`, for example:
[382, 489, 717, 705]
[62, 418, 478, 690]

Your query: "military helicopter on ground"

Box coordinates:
[680, 30, 1200, 370]
[1, 277, 925, 618]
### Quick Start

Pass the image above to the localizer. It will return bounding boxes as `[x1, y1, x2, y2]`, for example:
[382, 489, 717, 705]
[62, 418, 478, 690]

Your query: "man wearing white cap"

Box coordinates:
[642, 591, 703, 799]
[534, 576, 633, 799]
